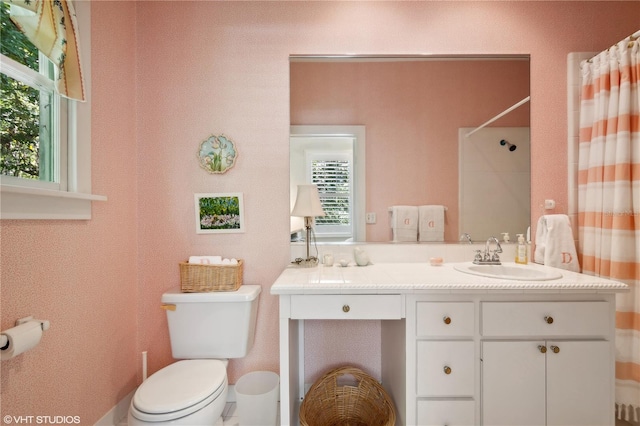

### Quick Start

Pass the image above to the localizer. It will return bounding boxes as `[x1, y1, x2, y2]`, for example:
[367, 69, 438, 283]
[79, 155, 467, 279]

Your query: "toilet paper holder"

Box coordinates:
[0, 316, 50, 349]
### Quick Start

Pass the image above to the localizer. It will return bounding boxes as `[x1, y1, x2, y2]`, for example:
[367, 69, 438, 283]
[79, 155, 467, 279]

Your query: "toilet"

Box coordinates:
[128, 285, 261, 425]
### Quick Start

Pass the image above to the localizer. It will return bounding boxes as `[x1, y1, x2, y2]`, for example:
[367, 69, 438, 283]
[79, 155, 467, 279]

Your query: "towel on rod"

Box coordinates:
[390, 206, 418, 242]
[418, 205, 445, 242]
[534, 214, 580, 272]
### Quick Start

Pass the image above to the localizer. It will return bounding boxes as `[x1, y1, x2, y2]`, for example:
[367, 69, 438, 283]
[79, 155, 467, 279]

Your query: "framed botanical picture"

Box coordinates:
[195, 193, 245, 234]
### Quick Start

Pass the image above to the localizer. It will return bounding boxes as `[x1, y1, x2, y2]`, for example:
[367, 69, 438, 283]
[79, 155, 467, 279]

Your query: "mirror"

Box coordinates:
[290, 55, 530, 243]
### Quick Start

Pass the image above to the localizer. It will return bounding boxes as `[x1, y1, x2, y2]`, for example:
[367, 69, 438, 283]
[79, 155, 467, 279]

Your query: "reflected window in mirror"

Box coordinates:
[309, 150, 353, 240]
[290, 125, 366, 242]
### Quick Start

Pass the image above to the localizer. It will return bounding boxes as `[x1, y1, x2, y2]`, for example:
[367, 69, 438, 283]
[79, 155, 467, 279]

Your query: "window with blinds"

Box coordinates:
[308, 152, 353, 238]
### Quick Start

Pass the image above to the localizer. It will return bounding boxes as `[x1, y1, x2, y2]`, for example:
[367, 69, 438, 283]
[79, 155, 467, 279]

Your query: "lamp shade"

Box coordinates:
[291, 184, 326, 217]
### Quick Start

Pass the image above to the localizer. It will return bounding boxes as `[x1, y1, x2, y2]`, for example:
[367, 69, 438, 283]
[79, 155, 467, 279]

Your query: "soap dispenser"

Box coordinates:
[501, 232, 510, 243]
[515, 234, 528, 264]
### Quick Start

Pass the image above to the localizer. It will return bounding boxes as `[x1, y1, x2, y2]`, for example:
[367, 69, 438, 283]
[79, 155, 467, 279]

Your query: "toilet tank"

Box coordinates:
[161, 285, 261, 359]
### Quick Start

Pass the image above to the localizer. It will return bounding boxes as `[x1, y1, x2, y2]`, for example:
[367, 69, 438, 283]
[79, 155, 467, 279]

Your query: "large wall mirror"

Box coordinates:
[290, 55, 530, 243]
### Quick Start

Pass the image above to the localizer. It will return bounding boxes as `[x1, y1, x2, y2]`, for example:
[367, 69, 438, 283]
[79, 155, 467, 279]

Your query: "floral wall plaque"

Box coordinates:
[198, 134, 238, 174]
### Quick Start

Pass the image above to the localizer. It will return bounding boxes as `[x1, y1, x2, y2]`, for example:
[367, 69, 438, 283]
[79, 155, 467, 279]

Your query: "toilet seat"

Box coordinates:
[131, 359, 227, 423]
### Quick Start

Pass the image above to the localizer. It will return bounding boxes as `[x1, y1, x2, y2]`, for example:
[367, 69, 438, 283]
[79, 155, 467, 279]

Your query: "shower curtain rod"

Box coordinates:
[587, 29, 640, 63]
[465, 96, 530, 138]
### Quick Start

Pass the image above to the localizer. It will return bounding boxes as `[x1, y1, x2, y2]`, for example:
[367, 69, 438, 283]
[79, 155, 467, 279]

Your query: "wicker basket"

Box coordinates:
[179, 260, 243, 292]
[299, 366, 396, 426]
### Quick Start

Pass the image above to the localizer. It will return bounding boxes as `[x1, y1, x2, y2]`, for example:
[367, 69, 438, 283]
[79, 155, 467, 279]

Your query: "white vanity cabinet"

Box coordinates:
[404, 296, 616, 426]
[271, 263, 627, 426]
[481, 301, 612, 426]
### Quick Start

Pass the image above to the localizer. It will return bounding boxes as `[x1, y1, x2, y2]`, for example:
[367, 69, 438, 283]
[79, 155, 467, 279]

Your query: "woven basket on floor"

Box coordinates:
[299, 366, 396, 426]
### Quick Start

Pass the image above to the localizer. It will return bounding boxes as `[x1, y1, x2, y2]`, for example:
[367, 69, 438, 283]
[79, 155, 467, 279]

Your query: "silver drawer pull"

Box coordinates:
[342, 305, 350, 313]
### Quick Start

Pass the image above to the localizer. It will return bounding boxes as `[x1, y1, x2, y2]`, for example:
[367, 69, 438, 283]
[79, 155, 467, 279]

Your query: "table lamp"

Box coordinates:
[291, 184, 325, 266]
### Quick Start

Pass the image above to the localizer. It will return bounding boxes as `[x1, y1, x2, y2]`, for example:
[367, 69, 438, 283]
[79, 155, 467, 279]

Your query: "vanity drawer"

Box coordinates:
[290, 294, 402, 319]
[416, 302, 474, 337]
[482, 301, 610, 337]
[417, 400, 475, 426]
[416, 341, 474, 397]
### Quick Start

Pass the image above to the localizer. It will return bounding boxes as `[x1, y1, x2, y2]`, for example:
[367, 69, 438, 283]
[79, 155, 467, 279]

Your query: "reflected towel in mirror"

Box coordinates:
[390, 206, 418, 242]
[418, 205, 445, 242]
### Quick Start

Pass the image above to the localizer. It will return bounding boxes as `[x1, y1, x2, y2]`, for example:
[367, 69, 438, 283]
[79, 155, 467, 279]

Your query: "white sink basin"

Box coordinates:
[453, 262, 563, 281]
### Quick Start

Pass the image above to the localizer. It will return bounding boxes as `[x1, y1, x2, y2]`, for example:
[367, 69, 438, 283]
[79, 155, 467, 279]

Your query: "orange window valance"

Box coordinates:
[4, 0, 85, 101]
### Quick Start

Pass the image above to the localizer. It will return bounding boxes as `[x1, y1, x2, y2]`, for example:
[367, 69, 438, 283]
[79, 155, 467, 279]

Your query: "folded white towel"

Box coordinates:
[418, 205, 445, 242]
[534, 215, 580, 272]
[390, 206, 418, 242]
[189, 256, 222, 264]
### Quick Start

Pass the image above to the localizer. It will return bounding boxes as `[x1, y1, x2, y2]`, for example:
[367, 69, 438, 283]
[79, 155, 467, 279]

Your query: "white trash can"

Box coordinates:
[235, 371, 280, 426]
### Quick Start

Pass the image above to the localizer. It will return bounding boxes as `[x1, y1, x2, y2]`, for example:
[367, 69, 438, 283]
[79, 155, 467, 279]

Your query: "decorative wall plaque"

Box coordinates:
[198, 134, 238, 174]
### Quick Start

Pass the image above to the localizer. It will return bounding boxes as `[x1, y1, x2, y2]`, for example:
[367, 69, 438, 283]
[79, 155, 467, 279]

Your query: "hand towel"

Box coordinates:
[534, 215, 580, 272]
[188, 256, 222, 264]
[418, 205, 445, 242]
[390, 206, 418, 242]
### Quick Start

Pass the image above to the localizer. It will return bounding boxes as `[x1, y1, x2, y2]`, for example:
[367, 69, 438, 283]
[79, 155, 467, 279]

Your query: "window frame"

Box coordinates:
[0, 1, 106, 220]
[290, 125, 366, 241]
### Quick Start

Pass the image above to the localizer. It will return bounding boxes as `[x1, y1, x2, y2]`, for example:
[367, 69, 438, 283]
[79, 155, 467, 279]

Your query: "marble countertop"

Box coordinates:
[270, 262, 629, 294]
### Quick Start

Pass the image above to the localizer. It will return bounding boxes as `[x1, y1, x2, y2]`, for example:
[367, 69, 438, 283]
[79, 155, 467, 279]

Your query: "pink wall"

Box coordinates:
[1, 1, 639, 423]
[0, 1, 138, 423]
[291, 60, 530, 242]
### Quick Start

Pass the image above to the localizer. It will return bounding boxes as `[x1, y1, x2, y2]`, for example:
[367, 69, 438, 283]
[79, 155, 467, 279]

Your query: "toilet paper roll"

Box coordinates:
[1, 321, 42, 361]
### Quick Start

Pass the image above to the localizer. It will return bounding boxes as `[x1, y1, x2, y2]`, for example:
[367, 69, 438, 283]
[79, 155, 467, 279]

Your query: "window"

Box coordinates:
[290, 125, 366, 241]
[1, 2, 62, 187]
[308, 151, 353, 239]
[0, 1, 104, 219]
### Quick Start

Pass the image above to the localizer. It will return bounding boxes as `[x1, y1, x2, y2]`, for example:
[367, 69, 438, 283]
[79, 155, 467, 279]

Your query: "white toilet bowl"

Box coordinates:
[128, 285, 261, 425]
[128, 359, 228, 425]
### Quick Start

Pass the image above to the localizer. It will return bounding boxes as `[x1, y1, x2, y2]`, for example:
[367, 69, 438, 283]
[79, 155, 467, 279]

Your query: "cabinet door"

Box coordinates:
[546, 340, 611, 426]
[482, 341, 546, 426]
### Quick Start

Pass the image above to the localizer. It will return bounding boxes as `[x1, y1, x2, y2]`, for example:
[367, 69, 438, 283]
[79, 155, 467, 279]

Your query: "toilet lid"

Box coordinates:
[133, 359, 226, 415]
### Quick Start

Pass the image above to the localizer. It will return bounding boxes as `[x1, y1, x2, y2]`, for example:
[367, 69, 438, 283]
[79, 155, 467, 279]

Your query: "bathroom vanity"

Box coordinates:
[270, 261, 628, 426]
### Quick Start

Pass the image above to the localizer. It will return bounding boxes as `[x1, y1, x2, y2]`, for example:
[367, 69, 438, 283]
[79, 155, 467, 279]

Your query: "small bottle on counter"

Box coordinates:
[515, 234, 528, 264]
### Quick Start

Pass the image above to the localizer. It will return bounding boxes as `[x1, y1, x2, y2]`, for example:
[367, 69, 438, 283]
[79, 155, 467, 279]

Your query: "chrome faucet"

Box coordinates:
[473, 236, 503, 265]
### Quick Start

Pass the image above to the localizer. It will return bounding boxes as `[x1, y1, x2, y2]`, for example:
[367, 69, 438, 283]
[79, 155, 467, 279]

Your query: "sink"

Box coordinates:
[453, 262, 563, 281]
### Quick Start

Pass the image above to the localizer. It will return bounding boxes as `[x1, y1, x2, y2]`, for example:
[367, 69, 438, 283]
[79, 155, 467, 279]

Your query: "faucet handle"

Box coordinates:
[490, 250, 501, 262]
[474, 250, 483, 262]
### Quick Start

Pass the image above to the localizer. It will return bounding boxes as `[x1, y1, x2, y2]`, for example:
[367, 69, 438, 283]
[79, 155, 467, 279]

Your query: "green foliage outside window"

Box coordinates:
[1, 2, 43, 179]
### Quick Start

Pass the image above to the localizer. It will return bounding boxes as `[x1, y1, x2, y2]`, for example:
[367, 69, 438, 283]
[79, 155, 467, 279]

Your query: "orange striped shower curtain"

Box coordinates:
[578, 34, 639, 421]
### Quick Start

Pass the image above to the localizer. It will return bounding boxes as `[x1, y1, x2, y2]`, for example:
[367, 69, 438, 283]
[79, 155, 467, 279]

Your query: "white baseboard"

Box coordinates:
[94, 390, 134, 426]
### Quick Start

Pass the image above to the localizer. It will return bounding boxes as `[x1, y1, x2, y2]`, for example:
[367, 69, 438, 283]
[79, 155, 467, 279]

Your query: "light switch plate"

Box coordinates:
[366, 212, 377, 224]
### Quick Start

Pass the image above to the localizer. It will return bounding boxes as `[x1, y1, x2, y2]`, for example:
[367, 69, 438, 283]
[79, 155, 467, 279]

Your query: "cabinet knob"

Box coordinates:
[342, 305, 350, 313]
[550, 345, 560, 353]
[538, 345, 547, 353]
[443, 366, 452, 375]
[544, 316, 554, 324]
[443, 316, 452, 325]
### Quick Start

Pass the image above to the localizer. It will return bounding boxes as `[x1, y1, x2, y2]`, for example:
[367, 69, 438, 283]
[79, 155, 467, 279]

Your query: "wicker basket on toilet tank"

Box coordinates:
[299, 366, 396, 426]
[179, 260, 243, 292]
